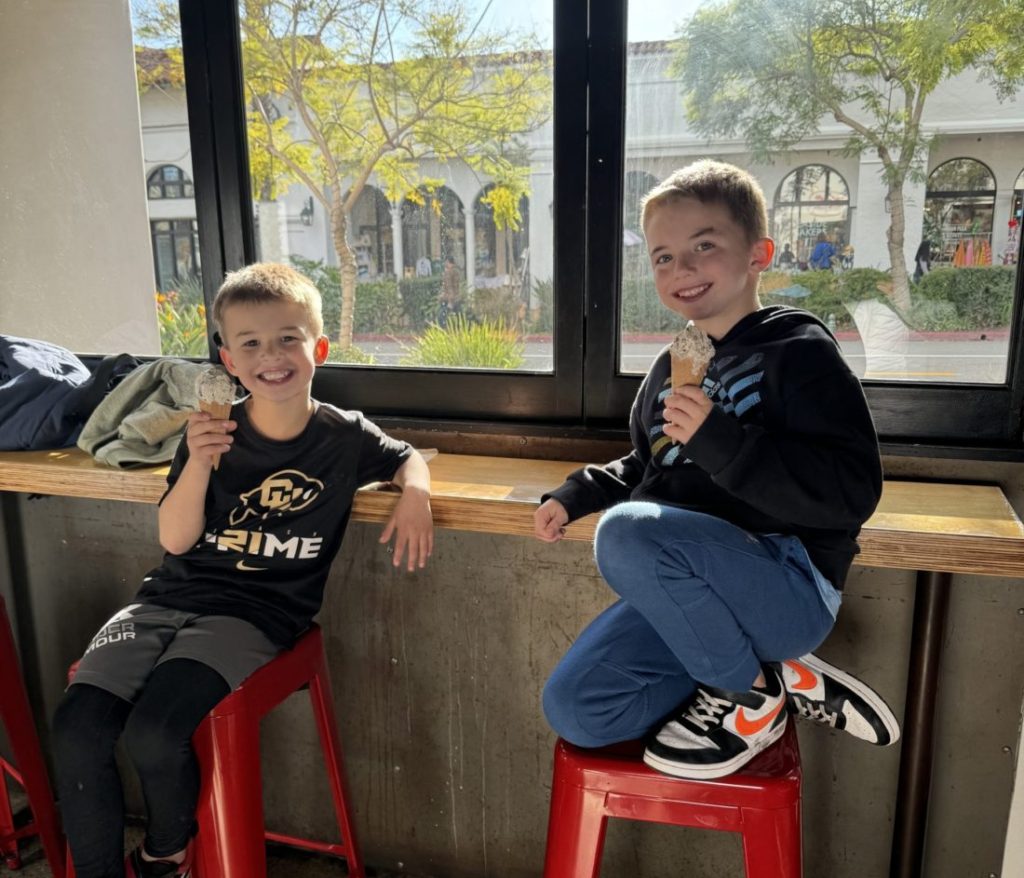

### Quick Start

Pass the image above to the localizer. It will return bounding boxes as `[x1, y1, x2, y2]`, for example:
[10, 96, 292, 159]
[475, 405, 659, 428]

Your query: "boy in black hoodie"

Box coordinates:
[534, 160, 898, 779]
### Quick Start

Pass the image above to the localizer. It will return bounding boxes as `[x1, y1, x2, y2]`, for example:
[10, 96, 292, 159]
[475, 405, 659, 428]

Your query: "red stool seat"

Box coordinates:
[66, 623, 363, 878]
[543, 720, 802, 878]
[0, 596, 66, 875]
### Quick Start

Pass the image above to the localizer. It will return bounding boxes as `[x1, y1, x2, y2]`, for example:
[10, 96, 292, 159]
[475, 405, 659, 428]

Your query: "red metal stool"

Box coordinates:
[0, 595, 66, 875]
[543, 720, 802, 878]
[65, 623, 363, 878]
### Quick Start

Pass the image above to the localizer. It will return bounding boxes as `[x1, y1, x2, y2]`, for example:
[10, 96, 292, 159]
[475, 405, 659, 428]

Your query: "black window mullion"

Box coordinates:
[179, 0, 228, 355]
[584, 0, 639, 427]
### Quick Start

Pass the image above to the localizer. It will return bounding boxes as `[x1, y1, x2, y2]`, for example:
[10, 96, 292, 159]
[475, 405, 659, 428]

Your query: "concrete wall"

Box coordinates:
[0, 0, 159, 356]
[3, 454, 1023, 877]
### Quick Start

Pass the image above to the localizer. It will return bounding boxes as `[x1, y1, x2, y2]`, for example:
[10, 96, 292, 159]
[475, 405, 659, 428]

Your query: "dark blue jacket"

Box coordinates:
[0, 335, 135, 451]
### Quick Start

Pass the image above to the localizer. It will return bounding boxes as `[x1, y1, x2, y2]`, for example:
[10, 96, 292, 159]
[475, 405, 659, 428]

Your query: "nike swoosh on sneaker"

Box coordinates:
[734, 701, 784, 736]
[784, 659, 818, 691]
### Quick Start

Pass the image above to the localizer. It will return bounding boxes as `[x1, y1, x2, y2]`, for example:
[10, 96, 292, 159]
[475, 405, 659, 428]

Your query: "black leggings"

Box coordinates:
[52, 659, 230, 878]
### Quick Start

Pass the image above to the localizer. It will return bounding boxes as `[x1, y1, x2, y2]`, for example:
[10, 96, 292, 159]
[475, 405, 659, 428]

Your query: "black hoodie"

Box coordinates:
[547, 306, 882, 589]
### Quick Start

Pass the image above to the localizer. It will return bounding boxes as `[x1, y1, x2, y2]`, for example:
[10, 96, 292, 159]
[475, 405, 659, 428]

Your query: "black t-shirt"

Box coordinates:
[136, 400, 412, 645]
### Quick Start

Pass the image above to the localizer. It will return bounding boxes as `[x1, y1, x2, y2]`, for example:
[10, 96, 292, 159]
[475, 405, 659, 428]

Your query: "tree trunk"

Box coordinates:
[886, 179, 912, 313]
[330, 197, 358, 350]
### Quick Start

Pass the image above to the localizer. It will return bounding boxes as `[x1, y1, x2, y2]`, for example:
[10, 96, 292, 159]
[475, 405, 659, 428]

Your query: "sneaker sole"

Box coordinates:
[797, 653, 901, 746]
[642, 716, 787, 780]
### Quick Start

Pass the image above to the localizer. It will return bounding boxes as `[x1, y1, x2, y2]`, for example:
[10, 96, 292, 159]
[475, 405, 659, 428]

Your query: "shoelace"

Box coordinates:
[793, 696, 838, 727]
[681, 688, 734, 731]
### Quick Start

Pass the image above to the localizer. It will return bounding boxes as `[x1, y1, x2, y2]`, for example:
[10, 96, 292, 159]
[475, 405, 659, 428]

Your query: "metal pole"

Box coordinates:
[889, 570, 952, 878]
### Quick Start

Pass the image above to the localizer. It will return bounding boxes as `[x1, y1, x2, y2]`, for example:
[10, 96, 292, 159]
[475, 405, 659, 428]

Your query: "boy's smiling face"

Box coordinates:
[645, 196, 773, 339]
[217, 300, 328, 407]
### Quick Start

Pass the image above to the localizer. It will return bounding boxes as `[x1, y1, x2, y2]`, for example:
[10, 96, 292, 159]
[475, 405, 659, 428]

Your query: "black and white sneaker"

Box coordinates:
[643, 666, 788, 780]
[780, 653, 900, 746]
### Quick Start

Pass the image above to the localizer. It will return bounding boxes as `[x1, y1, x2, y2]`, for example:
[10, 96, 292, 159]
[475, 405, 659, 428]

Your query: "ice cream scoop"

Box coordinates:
[669, 323, 715, 389]
[194, 365, 236, 469]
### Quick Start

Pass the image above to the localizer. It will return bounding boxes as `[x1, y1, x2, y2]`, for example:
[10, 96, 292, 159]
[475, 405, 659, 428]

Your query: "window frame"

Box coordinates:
[176, 0, 1024, 451]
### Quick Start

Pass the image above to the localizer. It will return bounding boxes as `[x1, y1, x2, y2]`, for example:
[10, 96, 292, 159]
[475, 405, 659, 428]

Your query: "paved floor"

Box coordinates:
[5, 791, 421, 877]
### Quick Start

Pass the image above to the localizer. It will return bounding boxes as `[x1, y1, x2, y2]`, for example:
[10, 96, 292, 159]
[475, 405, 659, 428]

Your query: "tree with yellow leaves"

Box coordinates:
[135, 0, 550, 349]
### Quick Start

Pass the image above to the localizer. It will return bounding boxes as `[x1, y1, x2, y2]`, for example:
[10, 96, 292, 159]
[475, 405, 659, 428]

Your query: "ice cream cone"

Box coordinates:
[671, 356, 708, 390]
[198, 400, 232, 469]
[195, 365, 237, 470]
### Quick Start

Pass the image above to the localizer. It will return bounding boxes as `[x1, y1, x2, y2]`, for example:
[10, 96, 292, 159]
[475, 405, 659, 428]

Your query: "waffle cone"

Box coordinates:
[671, 356, 707, 390]
[198, 400, 232, 469]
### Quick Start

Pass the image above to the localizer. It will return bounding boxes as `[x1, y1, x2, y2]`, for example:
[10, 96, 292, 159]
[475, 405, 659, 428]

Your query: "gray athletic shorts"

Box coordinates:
[69, 603, 281, 703]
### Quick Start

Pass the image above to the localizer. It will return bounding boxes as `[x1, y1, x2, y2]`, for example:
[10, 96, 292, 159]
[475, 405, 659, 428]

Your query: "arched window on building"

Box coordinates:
[349, 185, 393, 279]
[401, 186, 465, 277]
[925, 158, 996, 267]
[147, 165, 194, 199]
[473, 185, 530, 280]
[773, 165, 850, 268]
[151, 219, 200, 291]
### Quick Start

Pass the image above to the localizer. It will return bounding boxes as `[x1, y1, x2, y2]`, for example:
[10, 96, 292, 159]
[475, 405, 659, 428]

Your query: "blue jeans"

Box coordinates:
[542, 502, 838, 747]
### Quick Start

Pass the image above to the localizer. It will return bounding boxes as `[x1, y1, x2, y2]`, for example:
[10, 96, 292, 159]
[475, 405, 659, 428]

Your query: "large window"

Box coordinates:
[54, 1, 1024, 444]
[235, 0, 555, 378]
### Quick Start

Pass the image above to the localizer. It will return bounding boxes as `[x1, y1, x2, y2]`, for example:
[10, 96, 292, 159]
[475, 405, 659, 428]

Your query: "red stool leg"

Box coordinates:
[192, 707, 266, 878]
[307, 664, 365, 878]
[0, 600, 66, 877]
[543, 751, 609, 878]
[740, 802, 803, 878]
[0, 759, 21, 869]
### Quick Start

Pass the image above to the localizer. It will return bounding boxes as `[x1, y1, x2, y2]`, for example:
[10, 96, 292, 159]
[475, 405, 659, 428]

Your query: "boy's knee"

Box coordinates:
[123, 711, 177, 772]
[542, 662, 647, 749]
[52, 685, 121, 767]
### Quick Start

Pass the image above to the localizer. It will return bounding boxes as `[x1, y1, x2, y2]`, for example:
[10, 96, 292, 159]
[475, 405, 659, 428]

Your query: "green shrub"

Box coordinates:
[290, 256, 342, 338]
[353, 280, 403, 334]
[325, 344, 376, 365]
[399, 276, 443, 331]
[400, 316, 525, 369]
[913, 266, 1014, 329]
[621, 277, 675, 333]
[290, 256, 404, 337]
[529, 277, 553, 332]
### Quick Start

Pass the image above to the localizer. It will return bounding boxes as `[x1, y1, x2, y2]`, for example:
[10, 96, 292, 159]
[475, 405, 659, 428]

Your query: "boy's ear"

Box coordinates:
[751, 238, 775, 271]
[314, 336, 329, 365]
[219, 345, 238, 376]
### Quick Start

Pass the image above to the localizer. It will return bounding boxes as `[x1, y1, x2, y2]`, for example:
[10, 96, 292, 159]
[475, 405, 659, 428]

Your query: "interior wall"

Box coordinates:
[7, 468, 1023, 878]
[0, 0, 159, 355]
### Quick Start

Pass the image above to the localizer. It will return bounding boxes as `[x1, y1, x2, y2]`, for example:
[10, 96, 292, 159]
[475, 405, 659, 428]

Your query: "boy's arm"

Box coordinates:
[683, 366, 882, 529]
[534, 371, 656, 541]
[379, 450, 433, 571]
[159, 411, 236, 554]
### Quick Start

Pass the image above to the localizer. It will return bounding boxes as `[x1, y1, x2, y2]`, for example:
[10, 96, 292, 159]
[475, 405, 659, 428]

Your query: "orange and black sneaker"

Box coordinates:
[643, 665, 788, 780]
[124, 839, 194, 878]
[780, 653, 900, 746]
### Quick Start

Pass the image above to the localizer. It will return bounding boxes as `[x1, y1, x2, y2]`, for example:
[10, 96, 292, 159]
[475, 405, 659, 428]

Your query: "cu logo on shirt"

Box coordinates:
[229, 470, 325, 525]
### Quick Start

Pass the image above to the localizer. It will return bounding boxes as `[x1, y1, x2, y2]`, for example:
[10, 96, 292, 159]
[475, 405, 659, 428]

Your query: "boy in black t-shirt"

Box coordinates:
[53, 263, 433, 878]
[535, 161, 899, 780]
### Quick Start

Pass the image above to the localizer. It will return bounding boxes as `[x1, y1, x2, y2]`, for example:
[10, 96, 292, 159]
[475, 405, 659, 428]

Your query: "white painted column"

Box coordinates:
[391, 202, 404, 278]
[852, 154, 926, 272]
[464, 209, 476, 290]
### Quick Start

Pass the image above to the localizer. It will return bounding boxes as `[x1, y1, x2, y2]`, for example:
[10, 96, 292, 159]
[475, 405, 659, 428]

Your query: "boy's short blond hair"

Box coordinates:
[641, 160, 768, 243]
[212, 262, 324, 340]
